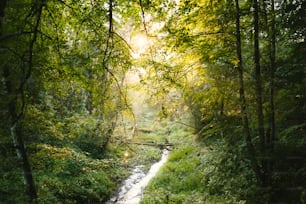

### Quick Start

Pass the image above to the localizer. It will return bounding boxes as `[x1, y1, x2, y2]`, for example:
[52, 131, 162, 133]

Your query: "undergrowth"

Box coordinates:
[140, 120, 255, 204]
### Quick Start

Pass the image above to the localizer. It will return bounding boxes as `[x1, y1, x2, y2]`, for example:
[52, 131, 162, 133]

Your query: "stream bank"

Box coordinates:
[107, 149, 170, 204]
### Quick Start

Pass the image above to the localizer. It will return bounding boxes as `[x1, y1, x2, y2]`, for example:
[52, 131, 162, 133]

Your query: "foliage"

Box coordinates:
[141, 121, 255, 204]
[0, 0, 138, 202]
[138, 0, 306, 203]
[0, 155, 26, 203]
[0, 0, 305, 203]
[29, 144, 117, 203]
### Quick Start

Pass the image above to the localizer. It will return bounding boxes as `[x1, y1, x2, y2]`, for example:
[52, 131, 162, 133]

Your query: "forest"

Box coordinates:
[0, 0, 305, 203]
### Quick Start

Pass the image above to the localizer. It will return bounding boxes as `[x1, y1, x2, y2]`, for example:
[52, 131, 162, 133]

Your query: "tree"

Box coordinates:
[235, 0, 262, 188]
[0, 1, 46, 202]
[138, 0, 306, 203]
[0, 0, 135, 202]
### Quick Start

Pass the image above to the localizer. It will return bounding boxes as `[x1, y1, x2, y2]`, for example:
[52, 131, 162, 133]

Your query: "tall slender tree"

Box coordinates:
[234, 0, 262, 186]
[268, 0, 276, 151]
[253, 0, 265, 153]
[0, 0, 46, 203]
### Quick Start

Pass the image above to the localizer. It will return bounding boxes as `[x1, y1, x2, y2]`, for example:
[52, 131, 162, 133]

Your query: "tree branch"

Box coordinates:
[113, 31, 135, 53]
[0, 30, 51, 42]
[16, 1, 44, 123]
[139, 0, 148, 34]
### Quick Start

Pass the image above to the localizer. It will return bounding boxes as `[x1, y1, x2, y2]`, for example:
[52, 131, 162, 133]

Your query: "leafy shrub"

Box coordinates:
[30, 144, 116, 203]
[64, 115, 112, 158]
[0, 162, 26, 203]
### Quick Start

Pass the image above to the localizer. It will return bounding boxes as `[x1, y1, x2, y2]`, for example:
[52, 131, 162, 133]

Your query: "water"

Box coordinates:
[107, 149, 169, 204]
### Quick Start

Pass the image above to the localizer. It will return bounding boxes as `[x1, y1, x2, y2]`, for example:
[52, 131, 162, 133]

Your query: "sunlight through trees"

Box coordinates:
[0, 0, 305, 203]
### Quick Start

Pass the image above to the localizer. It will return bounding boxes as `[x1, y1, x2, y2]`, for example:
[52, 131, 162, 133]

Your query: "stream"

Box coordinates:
[107, 149, 170, 204]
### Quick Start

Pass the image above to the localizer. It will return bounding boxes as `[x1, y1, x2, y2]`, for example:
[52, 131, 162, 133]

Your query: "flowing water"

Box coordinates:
[107, 149, 170, 204]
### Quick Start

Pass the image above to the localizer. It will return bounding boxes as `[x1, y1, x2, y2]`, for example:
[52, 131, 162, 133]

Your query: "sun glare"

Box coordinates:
[134, 34, 148, 48]
[131, 33, 150, 58]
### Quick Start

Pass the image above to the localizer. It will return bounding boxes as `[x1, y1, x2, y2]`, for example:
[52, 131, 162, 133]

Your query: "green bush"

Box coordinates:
[30, 144, 116, 203]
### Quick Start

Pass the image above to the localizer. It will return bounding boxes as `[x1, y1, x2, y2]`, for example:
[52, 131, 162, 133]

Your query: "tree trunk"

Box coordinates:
[268, 0, 276, 151]
[261, 0, 276, 151]
[234, 0, 262, 184]
[0, 0, 7, 34]
[3, 68, 38, 204]
[11, 123, 38, 204]
[264, 1, 277, 201]
[1, 1, 40, 203]
[253, 0, 265, 153]
[253, 0, 271, 201]
[267, 1, 276, 202]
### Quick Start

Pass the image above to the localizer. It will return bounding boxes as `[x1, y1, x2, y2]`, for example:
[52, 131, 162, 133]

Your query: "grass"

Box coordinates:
[139, 120, 250, 204]
[111, 113, 253, 204]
